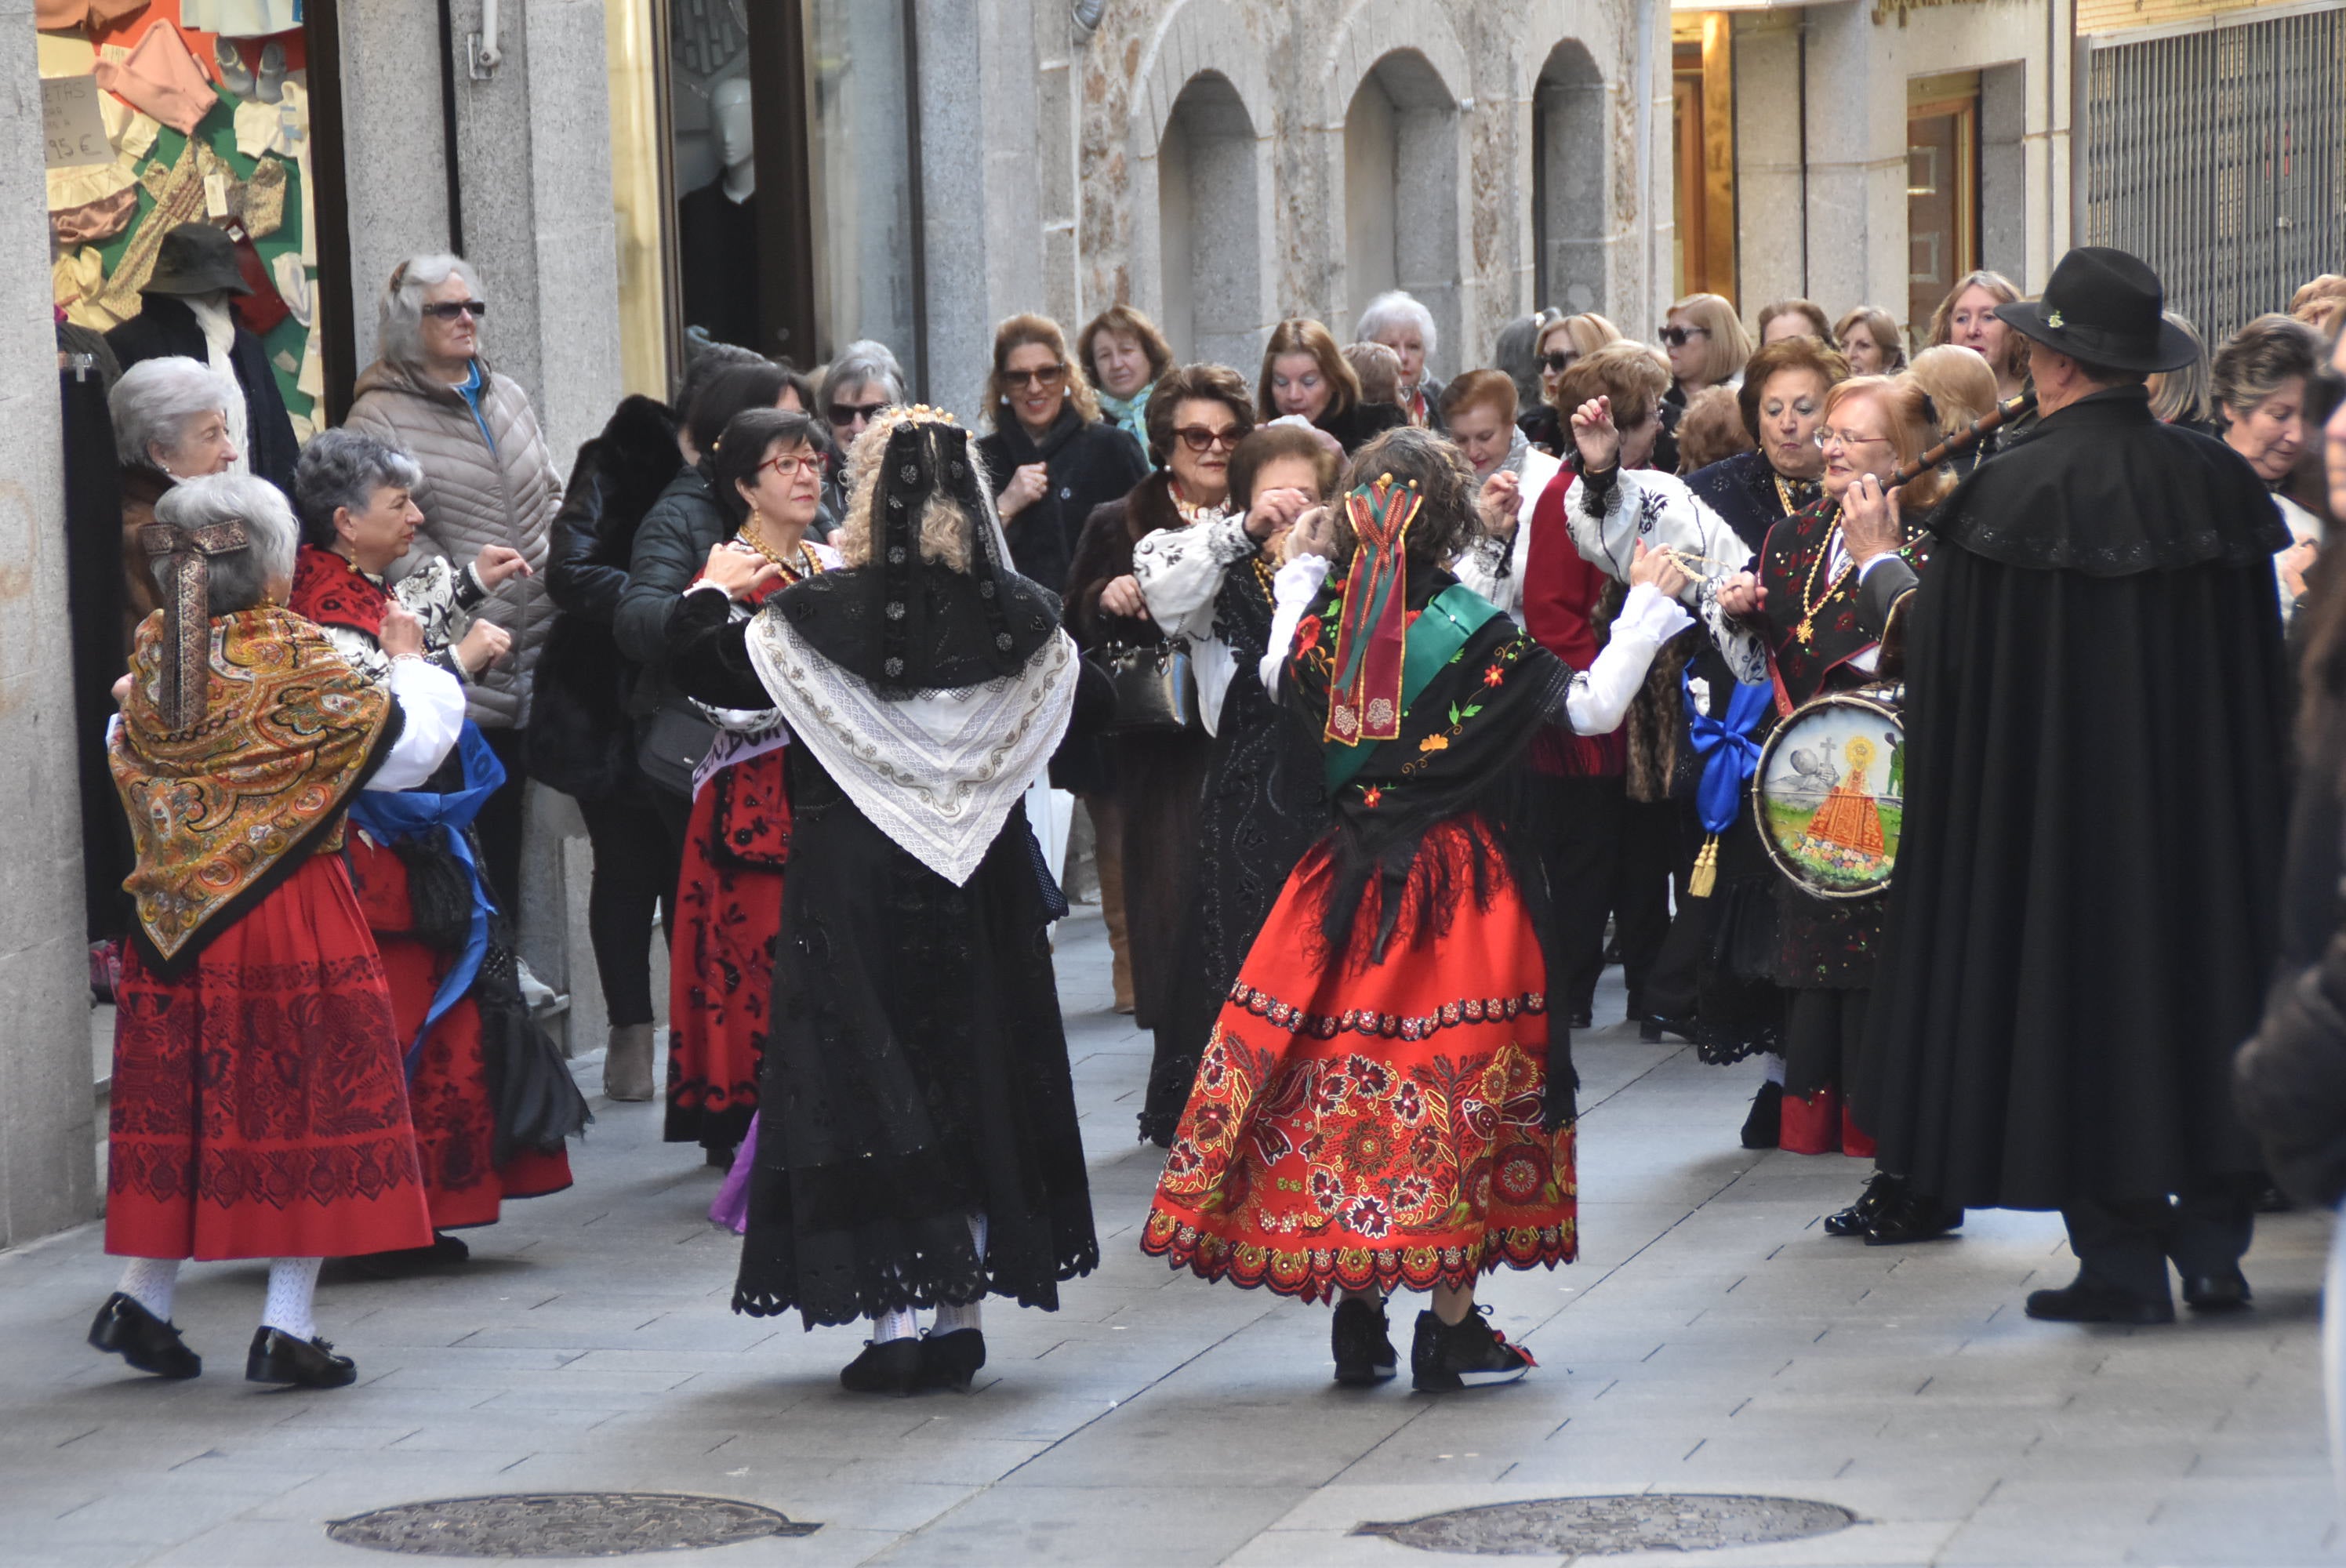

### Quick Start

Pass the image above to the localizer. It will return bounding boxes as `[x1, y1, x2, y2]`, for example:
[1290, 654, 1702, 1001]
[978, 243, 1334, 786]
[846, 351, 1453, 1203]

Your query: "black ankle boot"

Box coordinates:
[839, 1338, 924, 1395]
[246, 1327, 357, 1388]
[1824, 1173, 1902, 1237]
[920, 1329, 987, 1392]
[1740, 1082, 1783, 1149]
[88, 1292, 201, 1379]
[1331, 1298, 1398, 1385]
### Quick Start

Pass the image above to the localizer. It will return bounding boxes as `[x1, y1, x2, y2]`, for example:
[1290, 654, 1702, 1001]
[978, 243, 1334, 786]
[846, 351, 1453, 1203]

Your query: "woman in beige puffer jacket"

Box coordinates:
[345, 254, 562, 906]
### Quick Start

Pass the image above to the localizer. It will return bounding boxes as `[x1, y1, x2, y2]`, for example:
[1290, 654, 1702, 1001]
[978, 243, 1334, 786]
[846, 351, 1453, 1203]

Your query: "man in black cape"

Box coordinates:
[1853, 247, 2290, 1325]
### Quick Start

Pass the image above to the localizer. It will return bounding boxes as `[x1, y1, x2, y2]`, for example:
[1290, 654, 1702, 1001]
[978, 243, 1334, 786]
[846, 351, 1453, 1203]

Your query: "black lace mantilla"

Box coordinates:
[777, 562, 1061, 693]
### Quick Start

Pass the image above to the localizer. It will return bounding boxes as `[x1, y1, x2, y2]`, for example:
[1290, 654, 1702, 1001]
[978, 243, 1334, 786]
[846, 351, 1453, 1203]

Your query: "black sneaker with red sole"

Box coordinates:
[1411, 1306, 1536, 1391]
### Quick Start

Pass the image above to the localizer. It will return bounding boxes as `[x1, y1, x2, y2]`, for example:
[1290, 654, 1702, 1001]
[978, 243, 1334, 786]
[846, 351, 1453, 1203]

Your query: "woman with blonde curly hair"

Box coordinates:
[666, 405, 1098, 1396]
[978, 312, 1147, 593]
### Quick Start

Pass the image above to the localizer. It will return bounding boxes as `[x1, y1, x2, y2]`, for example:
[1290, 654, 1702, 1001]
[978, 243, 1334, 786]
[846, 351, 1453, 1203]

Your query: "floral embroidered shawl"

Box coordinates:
[111, 607, 400, 971]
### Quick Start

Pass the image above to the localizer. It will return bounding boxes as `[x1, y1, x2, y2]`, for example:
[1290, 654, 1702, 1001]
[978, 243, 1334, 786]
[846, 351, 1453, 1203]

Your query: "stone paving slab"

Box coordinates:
[0, 906, 2339, 1565]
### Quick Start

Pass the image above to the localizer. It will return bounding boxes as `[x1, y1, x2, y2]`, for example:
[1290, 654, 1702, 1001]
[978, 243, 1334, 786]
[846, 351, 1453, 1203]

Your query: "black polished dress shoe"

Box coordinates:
[2181, 1271, 2253, 1312]
[2025, 1279, 2176, 1325]
[88, 1292, 201, 1379]
[839, 1338, 925, 1395]
[246, 1326, 358, 1387]
[1824, 1172, 1902, 1237]
[1739, 1082, 1783, 1149]
[921, 1328, 988, 1392]
[1862, 1191, 1964, 1247]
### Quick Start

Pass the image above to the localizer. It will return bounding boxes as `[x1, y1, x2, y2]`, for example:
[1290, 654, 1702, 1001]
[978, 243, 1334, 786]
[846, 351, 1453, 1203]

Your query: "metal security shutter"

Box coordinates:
[2082, 5, 2344, 343]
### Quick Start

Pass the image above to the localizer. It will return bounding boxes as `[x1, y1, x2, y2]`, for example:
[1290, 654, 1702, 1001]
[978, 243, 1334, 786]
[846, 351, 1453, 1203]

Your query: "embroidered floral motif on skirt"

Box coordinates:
[346, 837, 574, 1229]
[666, 750, 790, 1152]
[105, 854, 434, 1261]
[1142, 823, 1577, 1302]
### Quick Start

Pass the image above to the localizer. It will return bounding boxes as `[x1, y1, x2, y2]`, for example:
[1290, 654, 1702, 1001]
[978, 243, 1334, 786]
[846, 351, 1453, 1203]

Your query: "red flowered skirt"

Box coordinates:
[106, 854, 434, 1261]
[347, 837, 573, 1231]
[1142, 819, 1577, 1301]
[666, 750, 789, 1152]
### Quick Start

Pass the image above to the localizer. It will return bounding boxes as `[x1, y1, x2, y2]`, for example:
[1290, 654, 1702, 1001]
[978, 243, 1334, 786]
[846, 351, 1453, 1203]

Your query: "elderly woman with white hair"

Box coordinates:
[815, 339, 908, 522]
[90, 472, 466, 1389]
[108, 356, 238, 655]
[1356, 289, 1446, 431]
[345, 254, 555, 907]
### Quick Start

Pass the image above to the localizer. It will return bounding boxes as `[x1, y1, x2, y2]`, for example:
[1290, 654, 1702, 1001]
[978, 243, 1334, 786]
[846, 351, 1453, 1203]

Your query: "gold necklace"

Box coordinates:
[1791, 503, 1850, 648]
[735, 524, 821, 583]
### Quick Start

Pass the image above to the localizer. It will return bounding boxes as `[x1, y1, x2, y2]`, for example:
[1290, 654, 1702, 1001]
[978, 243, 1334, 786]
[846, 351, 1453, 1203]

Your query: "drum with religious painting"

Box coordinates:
[1752, 687, 1905, 900]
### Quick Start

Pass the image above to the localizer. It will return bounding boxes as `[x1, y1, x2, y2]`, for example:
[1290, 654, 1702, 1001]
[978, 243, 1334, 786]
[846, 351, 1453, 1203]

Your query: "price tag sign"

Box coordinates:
[43, 76, 114, 170]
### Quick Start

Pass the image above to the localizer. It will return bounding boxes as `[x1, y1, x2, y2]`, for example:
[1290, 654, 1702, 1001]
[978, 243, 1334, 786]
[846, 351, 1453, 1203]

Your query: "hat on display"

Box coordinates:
[143, 222, 254, 299]
[1992, 246, 2199, 374]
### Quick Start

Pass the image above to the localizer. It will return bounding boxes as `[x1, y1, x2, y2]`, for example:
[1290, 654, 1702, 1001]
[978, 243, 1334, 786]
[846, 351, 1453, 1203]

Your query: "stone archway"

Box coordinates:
[1124, 0, 1274, 369]
[1534, 38, 1611, 318]
[1322, 1, 1473, 372]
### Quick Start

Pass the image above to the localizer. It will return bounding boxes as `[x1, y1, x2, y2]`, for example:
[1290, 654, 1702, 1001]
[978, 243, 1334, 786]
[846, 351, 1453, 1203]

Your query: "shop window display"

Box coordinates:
[43, 0, 325, 449]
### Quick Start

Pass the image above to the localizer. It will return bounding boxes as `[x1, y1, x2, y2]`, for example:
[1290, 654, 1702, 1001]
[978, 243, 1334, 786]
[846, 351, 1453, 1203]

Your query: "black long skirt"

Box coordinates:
[732, 750, 1099, 1327]
[1138, 704, 1324, 1145]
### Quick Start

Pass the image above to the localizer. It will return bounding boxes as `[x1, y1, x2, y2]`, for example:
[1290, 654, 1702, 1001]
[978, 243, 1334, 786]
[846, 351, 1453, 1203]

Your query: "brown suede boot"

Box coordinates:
[602, 1022, 656, 1102]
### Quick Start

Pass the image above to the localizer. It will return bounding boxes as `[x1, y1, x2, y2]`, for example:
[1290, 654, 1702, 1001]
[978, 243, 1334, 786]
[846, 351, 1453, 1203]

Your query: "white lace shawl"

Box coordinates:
[742, 611, 1078, 886]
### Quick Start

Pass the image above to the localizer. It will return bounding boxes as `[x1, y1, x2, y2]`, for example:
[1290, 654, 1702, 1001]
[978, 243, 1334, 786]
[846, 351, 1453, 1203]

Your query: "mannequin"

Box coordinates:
[678, 77, 761, 350]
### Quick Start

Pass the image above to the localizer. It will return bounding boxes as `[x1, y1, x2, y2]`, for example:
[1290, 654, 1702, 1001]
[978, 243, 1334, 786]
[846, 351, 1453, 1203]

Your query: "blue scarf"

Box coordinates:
[347, 723, 505, 1076]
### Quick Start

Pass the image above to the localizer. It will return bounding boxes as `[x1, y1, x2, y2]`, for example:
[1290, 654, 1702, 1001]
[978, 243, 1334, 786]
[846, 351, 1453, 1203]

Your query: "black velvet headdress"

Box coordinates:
[870, 409, 1028, 695]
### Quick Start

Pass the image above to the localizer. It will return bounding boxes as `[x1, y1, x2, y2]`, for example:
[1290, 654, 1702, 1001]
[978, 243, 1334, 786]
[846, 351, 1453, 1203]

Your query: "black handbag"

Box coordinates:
[634, 695, 718, 798]
[1090, 638, 1195, 734]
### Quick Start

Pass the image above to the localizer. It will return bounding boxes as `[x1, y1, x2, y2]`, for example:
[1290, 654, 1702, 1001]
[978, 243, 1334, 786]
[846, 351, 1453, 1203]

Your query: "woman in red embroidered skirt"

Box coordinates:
[289, 430, 580, 1260]
[1144, 427, 1692, 1390]
[665, 408, 840, 1160]
[93, 474, 466, 1390]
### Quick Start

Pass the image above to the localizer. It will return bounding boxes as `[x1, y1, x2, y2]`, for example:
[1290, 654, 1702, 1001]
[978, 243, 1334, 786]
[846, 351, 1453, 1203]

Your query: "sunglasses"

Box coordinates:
[1002, 363, 1067, 389]
[1658, 325, 1706, 349]
[423, 300, 488, 321]
[1539, 351, 1575, 374]
[829, 401, 888, 426]
[1172, 425, 1243, 453]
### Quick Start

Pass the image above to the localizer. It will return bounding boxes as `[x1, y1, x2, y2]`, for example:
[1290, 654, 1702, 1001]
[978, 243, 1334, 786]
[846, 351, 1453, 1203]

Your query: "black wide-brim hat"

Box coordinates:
[142, 221, 252, 299]
[1993, 245, 2197, 374]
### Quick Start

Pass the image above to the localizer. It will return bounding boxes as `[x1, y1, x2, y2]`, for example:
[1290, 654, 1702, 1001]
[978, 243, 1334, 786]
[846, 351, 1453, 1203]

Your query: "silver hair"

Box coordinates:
[109, 356, 234, 473]
[377, 253, 485, 370]
[150, 473, 300, 614]
[1354, 290, 1439, 367]
[819, 339, 910, 411]
[292, 428, 425, 546]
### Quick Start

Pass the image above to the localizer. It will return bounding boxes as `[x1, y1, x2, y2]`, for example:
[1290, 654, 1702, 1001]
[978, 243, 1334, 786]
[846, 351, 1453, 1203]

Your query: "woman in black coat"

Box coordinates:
[976, 314, 1148, 594]
[533, 394, 685, 1100]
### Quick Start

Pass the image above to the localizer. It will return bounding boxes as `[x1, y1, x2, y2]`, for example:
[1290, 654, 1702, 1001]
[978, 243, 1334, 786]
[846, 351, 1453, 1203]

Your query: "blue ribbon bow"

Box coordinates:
[1685, 672, 1771, 836]
[347, 723, 506, 1079]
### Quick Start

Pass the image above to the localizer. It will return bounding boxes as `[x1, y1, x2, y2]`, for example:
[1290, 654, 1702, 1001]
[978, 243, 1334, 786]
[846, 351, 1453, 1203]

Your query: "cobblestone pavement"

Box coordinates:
[3, 909, 2339, 1566]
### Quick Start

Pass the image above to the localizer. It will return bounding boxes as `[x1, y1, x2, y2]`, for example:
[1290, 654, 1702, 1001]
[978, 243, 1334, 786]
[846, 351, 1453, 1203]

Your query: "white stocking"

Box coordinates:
[1763, 1053, 1787, 1085]
[933, 1211, 989, 1336]
[869, 1305, 921, 1344]
[263, 1257, 322, 1341]
[117, 1257, 180, 1321]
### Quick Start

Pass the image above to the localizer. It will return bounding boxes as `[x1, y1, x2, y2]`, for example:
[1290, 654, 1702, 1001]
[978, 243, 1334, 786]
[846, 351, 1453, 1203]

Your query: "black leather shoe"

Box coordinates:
[2025, 1279, 2175, 1326]
[1740, 1082, 1783, 1149]
[1824, 1173, 1902, 1238]
[1567, 1009, 1594, 1031]
[839, 1338, 924, 1395]
[246, 1327, 358, 1388]
[2181, 1271, 2253, 1312]
[920, 1328, 987, 1392]
[1331, 1298, 1399, 1386]
[348, 1230, 470, 1279]
[1862, 1192, 1964, 1247]
[88, 1292, 201, 1379]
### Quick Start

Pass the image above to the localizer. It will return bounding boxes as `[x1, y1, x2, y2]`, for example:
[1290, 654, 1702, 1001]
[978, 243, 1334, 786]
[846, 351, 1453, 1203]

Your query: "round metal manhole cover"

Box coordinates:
[1355, 1494, 1857, 1555]
[326, 1493, 819, 1558]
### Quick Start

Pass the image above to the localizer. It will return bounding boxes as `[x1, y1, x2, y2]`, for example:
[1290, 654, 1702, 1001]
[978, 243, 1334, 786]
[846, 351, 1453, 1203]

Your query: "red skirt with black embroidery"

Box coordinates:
[106, 853, 434, 1261]
[346, 836, 573, 1231]
[1142, 817, 1577, 1302]
[666, 749, 790, 1152]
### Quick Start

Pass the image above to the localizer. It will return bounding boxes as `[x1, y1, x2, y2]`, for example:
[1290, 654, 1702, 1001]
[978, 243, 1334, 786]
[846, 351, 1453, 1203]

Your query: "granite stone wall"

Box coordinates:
[1061, 0, 1667, 388]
